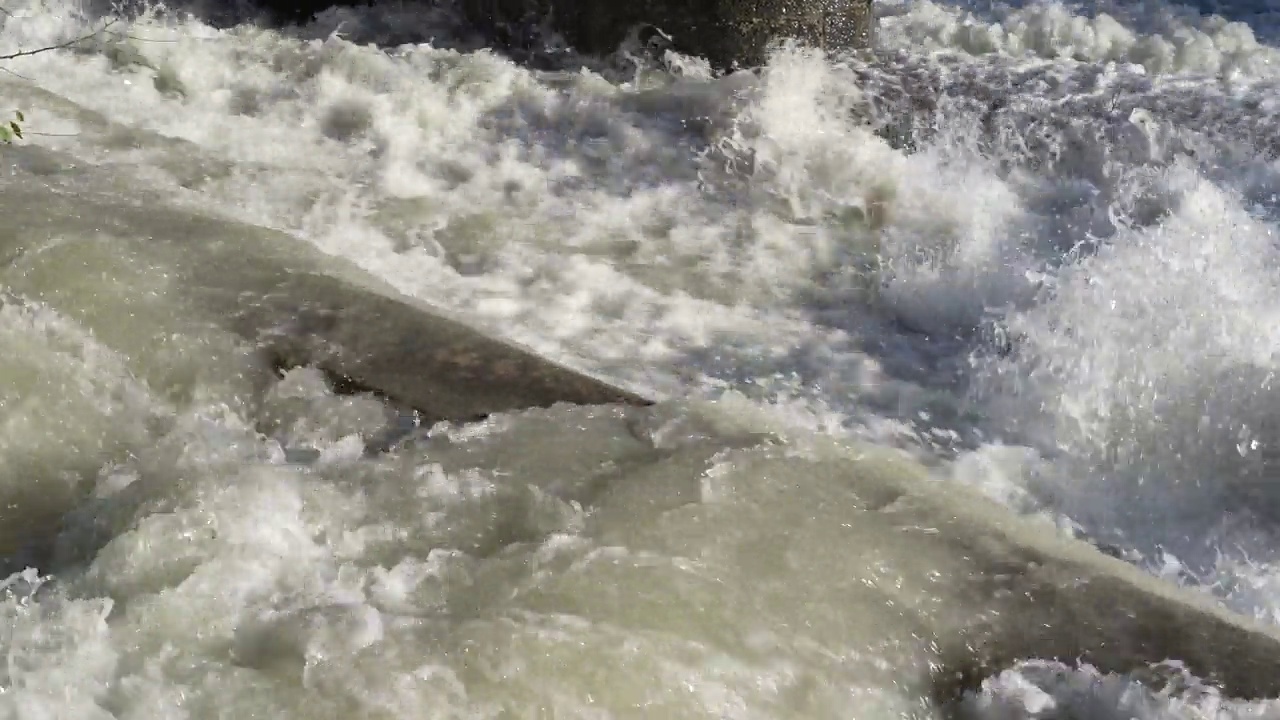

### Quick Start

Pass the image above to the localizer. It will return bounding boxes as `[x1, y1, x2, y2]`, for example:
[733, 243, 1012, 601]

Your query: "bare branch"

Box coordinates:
[0, 18, 119, 61]
[0, 10, 138, 144]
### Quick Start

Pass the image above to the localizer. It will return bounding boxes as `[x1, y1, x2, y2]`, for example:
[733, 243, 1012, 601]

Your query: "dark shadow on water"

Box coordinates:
[663, 291, 1000, 461]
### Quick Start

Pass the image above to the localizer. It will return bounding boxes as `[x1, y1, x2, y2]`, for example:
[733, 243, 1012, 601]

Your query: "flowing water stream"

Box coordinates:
[2, 0, 1280, 716]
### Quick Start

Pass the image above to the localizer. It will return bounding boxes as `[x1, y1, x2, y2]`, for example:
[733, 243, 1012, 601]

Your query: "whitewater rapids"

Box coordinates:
[3, 0, 1280, 717]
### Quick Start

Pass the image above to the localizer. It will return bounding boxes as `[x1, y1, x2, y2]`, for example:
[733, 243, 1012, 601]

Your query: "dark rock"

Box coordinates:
[93, 0, 875, 71]
[462, 0, 876, 71]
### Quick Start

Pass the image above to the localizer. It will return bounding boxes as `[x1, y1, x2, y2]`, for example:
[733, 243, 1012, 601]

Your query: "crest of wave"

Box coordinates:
[879, 0, 1280, 78]
[972, 160, 1280, 621]
[958, 658, 1280, 720]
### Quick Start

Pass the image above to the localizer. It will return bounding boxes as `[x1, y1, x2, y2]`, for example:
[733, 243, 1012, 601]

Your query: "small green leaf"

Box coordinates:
[10, 122, 21, 139]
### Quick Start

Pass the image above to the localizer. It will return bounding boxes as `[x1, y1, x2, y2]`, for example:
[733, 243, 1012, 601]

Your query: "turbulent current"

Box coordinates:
[3, 0, 1280, 717]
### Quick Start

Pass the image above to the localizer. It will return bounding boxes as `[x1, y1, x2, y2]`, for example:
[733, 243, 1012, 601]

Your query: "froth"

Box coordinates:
[1, 0, 1280, 715]
[880, 0, 1280, 78]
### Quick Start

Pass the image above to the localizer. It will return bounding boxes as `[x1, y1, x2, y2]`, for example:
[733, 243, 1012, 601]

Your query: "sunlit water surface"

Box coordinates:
[2, 0, 1280, 716]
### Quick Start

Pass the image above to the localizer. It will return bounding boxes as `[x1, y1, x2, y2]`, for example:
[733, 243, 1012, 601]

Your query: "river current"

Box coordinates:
[1, 0, 1280, 717]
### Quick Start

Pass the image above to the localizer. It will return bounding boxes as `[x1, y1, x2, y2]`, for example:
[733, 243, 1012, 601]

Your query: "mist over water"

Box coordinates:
[1, 0, 1280, 716]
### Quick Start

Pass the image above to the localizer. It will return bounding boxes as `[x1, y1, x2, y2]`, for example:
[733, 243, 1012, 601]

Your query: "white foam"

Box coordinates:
[879, 0, 1280, 78]
[0, 0, 1279, 715]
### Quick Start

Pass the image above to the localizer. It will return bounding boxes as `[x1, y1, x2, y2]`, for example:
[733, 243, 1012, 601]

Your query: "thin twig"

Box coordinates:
[125, 34, 178, 43]
[0, 65, 30, 81]
[0, 18, 119, 61]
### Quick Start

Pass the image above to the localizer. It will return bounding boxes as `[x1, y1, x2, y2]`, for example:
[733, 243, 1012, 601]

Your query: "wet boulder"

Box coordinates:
[461, 0, 876, 70]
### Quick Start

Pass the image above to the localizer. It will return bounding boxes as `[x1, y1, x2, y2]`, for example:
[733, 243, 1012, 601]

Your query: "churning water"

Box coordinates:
[2, 0, 1280, 716]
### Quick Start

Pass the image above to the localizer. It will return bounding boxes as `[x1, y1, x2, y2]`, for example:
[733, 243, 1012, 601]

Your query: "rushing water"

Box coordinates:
[2, 0, 1280, 716]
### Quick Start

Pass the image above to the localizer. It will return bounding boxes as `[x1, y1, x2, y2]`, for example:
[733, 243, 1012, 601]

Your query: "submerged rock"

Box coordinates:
[461, 0, 877, 70]
[0, 145, 652, 429]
